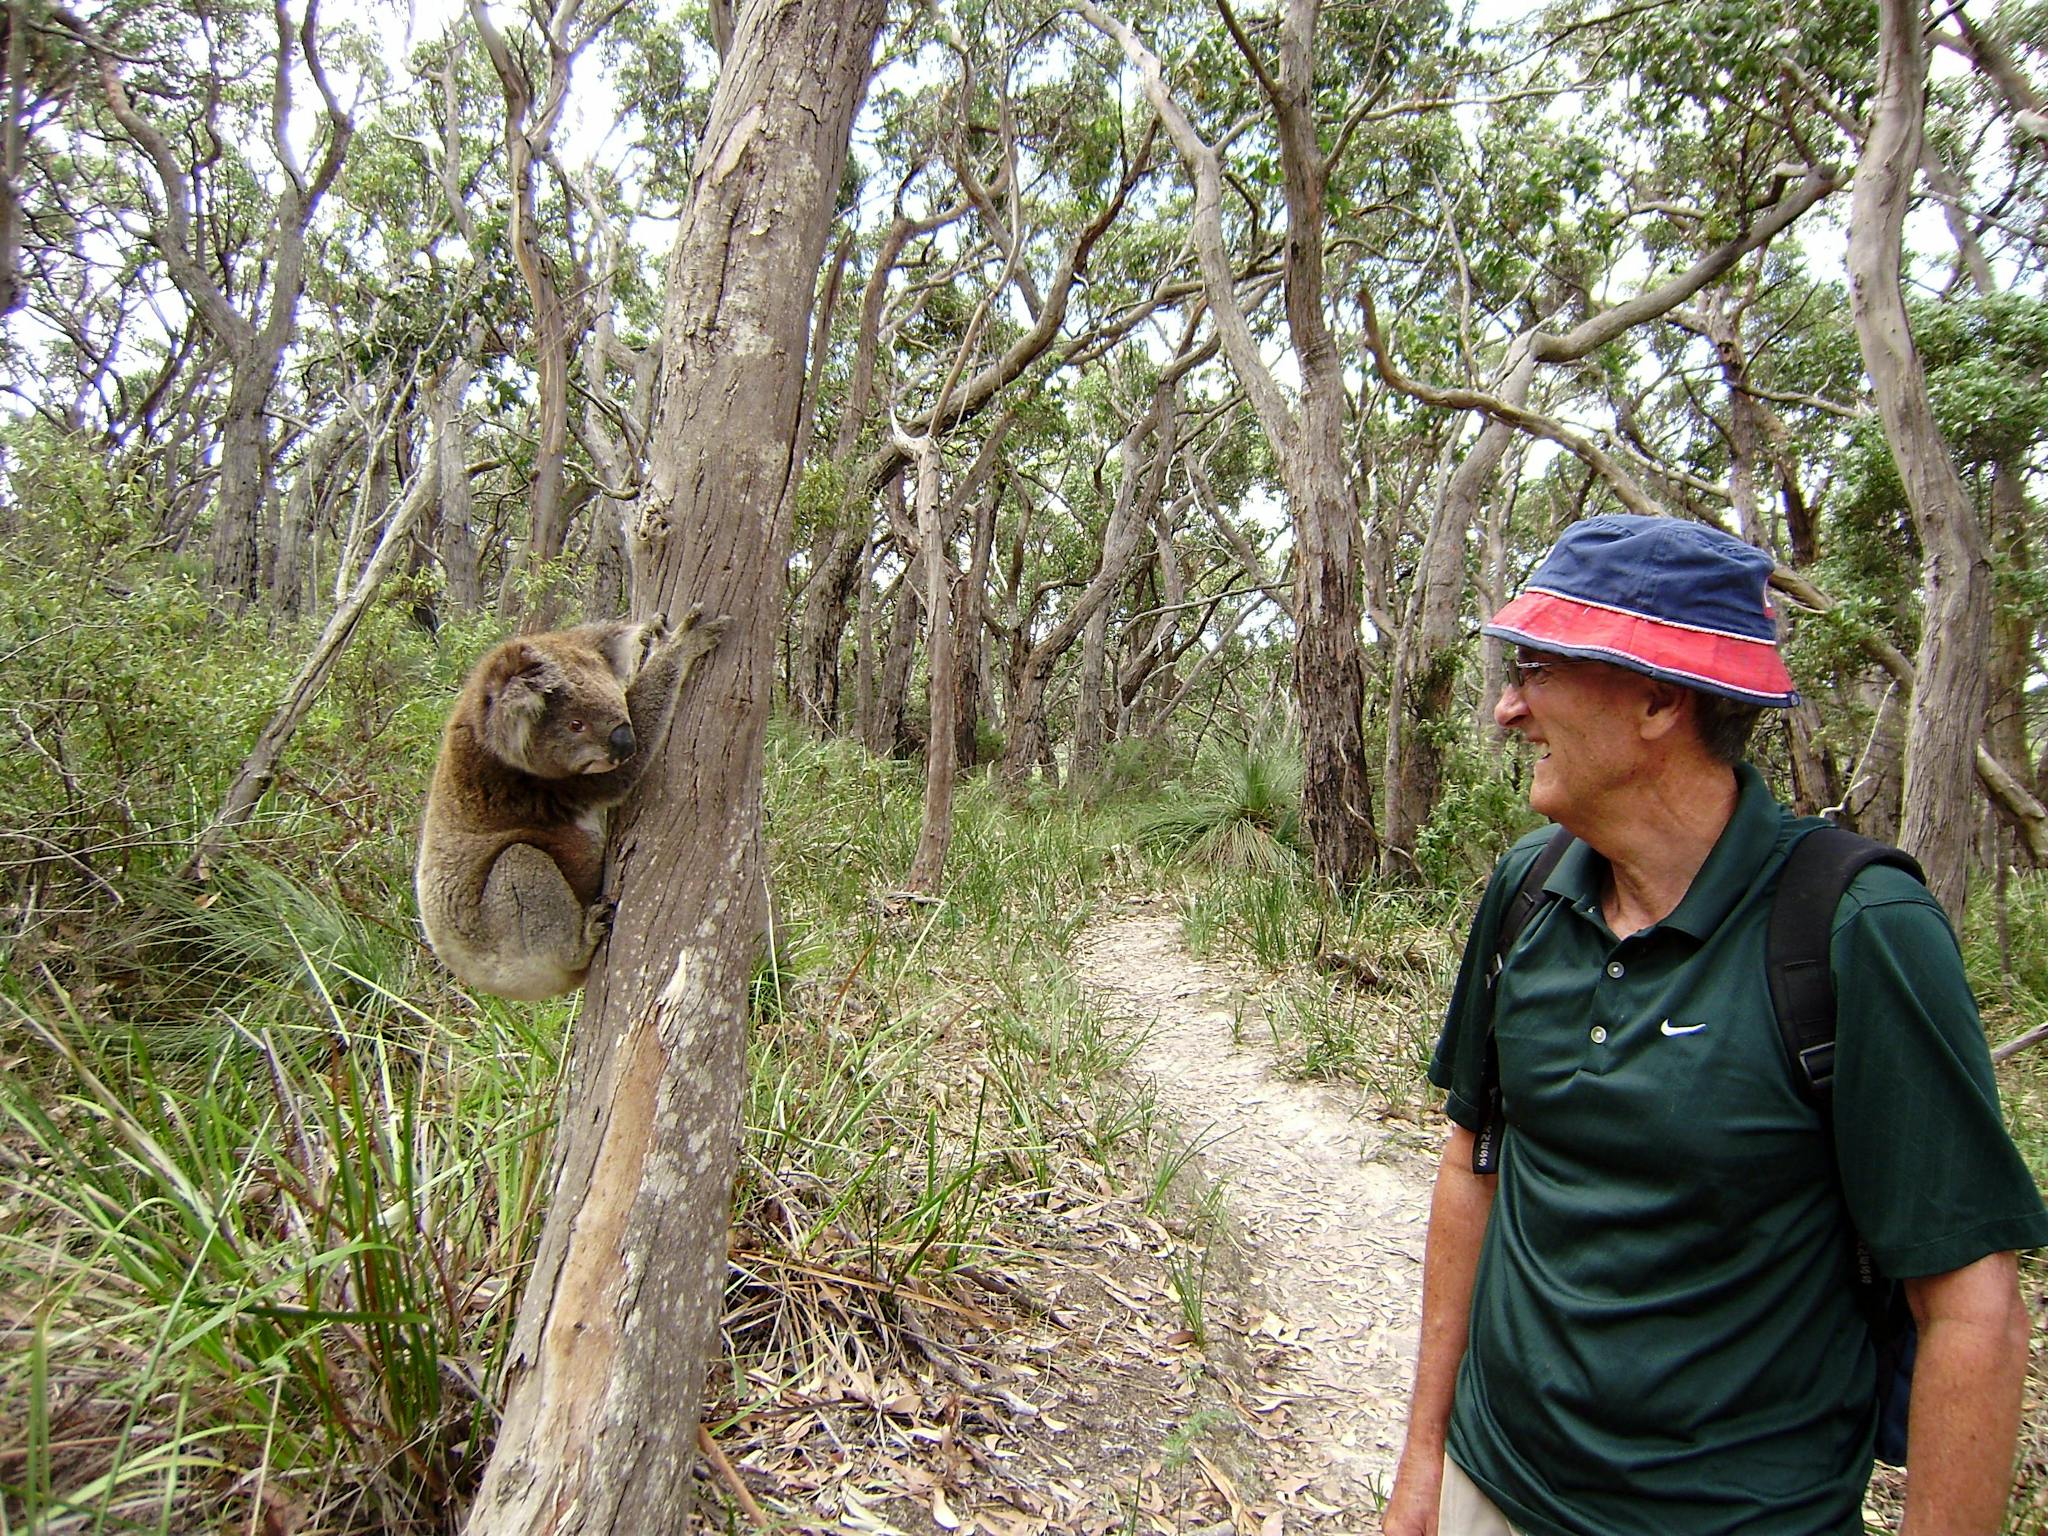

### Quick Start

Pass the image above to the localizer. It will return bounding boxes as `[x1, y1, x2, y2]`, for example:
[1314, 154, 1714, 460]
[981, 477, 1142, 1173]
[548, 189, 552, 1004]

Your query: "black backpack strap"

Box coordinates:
[1764, 823, 1927, 1466]
[1767, 825, 1927, 1105]
[1473, 825, 1575, 1175]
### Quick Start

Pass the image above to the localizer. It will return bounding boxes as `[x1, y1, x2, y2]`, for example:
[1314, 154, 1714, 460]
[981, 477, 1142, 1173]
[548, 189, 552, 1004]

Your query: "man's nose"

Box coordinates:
[1494, 680, 1529, 731]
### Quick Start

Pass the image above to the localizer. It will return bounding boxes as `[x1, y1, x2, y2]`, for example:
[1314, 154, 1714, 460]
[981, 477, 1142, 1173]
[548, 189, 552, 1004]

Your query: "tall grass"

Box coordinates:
[2, 712, 1164, 1530]
[0, 948, 565, 1530]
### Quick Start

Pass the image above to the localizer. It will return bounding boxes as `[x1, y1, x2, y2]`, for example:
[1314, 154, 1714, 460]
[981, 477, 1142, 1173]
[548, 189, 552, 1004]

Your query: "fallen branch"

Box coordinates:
[1991, 1021, 2048, 1064]
[695, 1423, 769, 1526]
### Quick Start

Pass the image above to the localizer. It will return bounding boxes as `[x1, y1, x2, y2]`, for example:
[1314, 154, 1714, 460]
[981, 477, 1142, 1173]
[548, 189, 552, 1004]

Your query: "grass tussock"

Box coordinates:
[0, 955, 563, 1531]
[1132, 735, 1308, 877]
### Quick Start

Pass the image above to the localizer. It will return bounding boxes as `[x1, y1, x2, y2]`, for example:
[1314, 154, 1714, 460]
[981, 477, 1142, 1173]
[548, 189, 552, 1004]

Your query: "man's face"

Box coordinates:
[1494, 649, 1656, 828]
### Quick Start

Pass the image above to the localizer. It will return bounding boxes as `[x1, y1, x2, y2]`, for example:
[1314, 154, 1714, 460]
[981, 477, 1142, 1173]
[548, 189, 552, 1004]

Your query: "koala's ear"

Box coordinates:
[591, 624, 643, 681]
[486, 644, 551, 719]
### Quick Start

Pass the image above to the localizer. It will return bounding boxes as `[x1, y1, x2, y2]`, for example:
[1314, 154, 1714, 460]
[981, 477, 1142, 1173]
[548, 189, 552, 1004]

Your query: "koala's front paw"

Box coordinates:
[582, 898, 617, 952]
[635, 613, 671, 669]
[662, 607, 733, 665]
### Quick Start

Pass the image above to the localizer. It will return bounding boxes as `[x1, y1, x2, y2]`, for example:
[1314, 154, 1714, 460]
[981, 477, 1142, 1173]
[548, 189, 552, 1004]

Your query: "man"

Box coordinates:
[1383, 515, 2047, 1536]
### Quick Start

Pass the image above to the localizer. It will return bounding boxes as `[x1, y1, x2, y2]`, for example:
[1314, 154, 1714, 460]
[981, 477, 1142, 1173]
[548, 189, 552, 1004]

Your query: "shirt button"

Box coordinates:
[1605, 961, 1625, 979]
[1591, 1025, 1608, 1044]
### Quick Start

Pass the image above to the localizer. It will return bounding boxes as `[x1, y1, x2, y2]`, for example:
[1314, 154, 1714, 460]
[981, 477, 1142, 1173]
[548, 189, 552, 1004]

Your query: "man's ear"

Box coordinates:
[1637, 676, 1691, 741]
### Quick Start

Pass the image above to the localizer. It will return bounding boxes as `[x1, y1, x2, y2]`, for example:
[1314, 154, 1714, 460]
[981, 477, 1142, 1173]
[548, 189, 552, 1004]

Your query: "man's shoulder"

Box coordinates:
[1769, 815, 1941, 924]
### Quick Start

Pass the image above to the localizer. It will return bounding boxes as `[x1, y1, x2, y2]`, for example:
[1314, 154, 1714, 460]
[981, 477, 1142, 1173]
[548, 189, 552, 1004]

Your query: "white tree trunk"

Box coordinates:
[1847, 0, 1992, 916]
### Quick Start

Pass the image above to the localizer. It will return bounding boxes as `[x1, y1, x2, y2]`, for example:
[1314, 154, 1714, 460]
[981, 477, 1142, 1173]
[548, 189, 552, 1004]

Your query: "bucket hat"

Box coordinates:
[1482, 514, 1798, 707]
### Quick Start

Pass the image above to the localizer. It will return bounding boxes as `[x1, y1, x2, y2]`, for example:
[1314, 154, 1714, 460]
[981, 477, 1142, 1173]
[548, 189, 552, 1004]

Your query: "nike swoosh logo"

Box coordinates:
[1660, 1019, 1708, 1036]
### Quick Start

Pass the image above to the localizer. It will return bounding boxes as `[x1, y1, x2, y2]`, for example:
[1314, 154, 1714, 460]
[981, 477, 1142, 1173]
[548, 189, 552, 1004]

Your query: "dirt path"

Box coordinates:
[1071, 895, 1439, 1525]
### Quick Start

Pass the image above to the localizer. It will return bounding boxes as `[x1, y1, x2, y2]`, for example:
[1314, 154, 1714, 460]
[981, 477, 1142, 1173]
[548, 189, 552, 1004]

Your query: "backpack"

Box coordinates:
[1470, 822, 1925, 1465]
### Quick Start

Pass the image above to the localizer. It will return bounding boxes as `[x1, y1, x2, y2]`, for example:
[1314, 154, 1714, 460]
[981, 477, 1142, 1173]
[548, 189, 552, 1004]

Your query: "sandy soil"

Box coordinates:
[1072, 894, 1440, 1526]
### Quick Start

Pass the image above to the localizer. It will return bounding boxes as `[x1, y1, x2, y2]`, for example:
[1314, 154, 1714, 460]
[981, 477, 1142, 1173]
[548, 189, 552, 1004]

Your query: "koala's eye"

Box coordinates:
[568, 720, 587, 734]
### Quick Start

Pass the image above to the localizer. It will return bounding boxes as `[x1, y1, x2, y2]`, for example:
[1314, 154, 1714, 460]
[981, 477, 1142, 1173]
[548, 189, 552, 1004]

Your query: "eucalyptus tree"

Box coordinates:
[789, 3, 1169, 742]
[460, 0, 887, 1525]
[1356, 0, 1844, 872]
[1081, 0, 1459, 888]
[893, 412, 1013, 893]
[999, 317, 1210, 785]
[49, 0, 355, 610]
[468, 0, 625, 612]
[276, 25, 513, 616]
[1846, 0, 2048, 910]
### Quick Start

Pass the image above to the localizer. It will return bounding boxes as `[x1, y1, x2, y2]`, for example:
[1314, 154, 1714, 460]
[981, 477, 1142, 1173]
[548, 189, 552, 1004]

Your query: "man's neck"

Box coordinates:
[1582, 761, 1742, 939]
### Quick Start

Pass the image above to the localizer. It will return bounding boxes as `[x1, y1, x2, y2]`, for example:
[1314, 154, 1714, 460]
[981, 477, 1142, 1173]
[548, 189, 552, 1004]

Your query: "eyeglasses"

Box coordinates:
[1505, 653, 1592, 688]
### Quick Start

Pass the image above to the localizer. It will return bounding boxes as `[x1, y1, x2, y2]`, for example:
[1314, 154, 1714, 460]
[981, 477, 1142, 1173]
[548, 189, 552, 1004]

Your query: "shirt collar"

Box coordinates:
[1538, 761, 1782, 939]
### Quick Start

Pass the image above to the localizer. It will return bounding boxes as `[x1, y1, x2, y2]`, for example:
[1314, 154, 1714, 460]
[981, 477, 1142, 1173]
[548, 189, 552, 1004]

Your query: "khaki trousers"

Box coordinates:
[1439, 1456, 1525, 1536]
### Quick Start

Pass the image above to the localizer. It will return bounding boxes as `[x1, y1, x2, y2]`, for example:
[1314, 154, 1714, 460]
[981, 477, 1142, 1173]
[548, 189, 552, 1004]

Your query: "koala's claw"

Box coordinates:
[582, 898, 617, 950]
[637, 614, 671, 665]
[656, 607, 734, 664]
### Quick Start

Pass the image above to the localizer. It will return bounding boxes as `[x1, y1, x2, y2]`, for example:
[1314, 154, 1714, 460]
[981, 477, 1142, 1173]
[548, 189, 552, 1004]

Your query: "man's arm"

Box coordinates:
[1898, 1251, 2031, 1536]
[1381, 1122, 1498, 1536]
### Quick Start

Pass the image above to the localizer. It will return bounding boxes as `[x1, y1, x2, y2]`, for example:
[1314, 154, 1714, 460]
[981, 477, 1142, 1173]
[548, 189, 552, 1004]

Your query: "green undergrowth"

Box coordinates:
[0, 693, 1161, 1531]
[719, 726, 1159, 1400]
[1960, 871, 2048, 1535]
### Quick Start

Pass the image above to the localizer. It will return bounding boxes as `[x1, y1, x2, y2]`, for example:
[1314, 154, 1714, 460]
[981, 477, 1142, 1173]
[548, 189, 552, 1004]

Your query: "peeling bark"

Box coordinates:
[460, 0, 885, 1527]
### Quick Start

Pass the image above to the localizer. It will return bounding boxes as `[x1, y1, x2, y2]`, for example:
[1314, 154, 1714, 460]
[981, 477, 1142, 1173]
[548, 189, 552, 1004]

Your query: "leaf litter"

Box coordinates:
[694, 893, 1436, 1535]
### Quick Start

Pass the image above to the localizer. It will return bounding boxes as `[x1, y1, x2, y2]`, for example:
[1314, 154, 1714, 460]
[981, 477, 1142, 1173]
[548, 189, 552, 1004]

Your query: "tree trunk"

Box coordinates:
[1847, 0, 1992, 916]
[460, 0, 884, 1528]
[1071, 605, 1112, 784]
[873, 548, 920, 758]
[210, 367, 271, 610]
[469, 0, 593, 612]
[1383, 348, 1534, 871]
[953, 481, 1000, 770]
[902, 440, 957, 896]
[793, 524, 869, 731]
[855, 531, 878, 747]
[275, 417, 349, 620]
[1849, 681, 1908, 843]
[68, 2, 350, 615]
[1292, 481, 1377, 889]
[996, 360, 1186, 788]
[431, 360, 483, 610]
[585, 495, 631, 619]
[1086, 0, 1377, 885]
[1118, 520, 1184, 737]
[1785, 696, 1843, 818]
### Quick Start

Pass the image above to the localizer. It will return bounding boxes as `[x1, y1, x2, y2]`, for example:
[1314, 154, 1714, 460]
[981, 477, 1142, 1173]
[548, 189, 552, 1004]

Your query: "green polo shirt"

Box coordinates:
[1429, 763, 2048, 1536]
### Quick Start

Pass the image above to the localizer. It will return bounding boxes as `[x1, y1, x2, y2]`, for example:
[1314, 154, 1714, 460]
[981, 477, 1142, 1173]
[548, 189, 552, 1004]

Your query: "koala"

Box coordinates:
[415, 606, 729, 1000]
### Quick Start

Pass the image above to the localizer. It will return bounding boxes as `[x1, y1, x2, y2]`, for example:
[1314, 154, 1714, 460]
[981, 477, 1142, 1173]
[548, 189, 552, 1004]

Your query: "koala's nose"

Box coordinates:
[608, 723, 637, 761]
